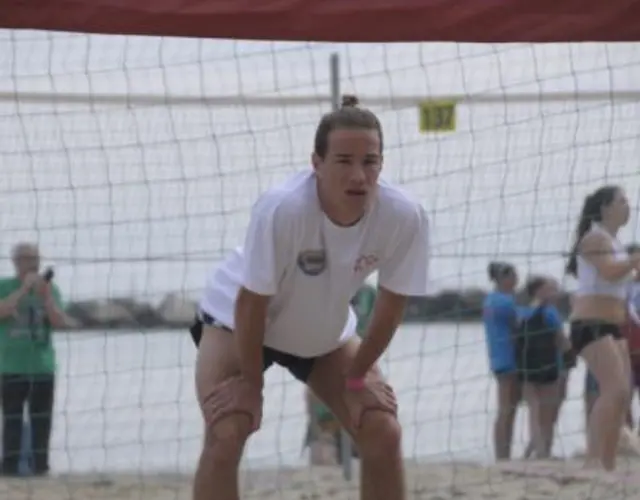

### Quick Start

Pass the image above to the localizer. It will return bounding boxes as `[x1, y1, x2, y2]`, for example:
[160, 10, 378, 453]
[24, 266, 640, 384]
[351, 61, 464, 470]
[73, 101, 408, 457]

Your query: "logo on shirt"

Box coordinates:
[10, 295, 47, 342]
[297, 249, 327, 276]
[354, 254, 378, 274]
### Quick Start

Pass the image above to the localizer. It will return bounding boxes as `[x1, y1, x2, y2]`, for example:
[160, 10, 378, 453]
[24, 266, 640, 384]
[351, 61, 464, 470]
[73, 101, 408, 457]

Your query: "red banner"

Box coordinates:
[1, 0, 639, 42]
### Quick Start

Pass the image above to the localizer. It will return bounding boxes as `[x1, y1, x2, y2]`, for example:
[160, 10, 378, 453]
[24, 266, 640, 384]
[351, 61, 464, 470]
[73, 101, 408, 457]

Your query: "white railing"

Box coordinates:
[2, 90, 638, 107]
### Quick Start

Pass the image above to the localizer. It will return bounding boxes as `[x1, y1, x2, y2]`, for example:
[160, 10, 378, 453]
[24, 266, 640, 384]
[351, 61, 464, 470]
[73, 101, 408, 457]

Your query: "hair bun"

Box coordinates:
[341, 94, 359, 108]
[487, 261, 515, 281]
[487, 262, 499, 280]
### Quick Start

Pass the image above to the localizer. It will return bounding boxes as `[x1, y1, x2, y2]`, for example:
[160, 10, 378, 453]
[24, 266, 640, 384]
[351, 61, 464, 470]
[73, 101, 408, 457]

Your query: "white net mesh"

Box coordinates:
[1, 31, 640, 498]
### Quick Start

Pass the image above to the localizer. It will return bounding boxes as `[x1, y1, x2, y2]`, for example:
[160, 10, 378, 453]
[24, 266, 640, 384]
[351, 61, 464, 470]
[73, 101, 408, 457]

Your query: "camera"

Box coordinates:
[43, 267, 55, 283]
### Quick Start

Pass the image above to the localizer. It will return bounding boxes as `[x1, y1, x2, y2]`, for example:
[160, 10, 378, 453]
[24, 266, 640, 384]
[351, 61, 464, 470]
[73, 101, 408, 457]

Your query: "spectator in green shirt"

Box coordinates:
[305, 285, 376, 465]
[0, 243, 68, 476]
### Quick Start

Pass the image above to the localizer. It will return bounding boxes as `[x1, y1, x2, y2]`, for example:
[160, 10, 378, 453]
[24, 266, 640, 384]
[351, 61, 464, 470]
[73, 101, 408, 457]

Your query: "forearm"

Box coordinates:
[43, 295, 68, 328]
[600, 259, 637, 282]
[234, 288, 267, 387]
[347, 288, 407, 379]
[0, 287, 27, 318]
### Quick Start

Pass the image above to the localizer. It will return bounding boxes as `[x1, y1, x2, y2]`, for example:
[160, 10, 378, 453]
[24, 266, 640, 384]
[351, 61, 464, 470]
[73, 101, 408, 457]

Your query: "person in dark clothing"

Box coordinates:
[516, 276, 575, 459]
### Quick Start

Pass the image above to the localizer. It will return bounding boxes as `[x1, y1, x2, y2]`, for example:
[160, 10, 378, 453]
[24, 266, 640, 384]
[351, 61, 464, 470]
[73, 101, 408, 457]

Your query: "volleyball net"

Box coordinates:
[1, 2, 640, 499]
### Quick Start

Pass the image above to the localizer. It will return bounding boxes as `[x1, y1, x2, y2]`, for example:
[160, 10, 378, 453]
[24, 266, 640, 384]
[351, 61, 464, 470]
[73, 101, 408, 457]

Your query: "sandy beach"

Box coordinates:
[1, 457, 639, 500]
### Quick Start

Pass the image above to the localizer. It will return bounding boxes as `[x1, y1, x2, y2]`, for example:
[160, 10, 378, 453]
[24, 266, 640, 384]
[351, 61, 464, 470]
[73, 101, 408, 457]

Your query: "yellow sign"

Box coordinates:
[418, 100, 457, 132]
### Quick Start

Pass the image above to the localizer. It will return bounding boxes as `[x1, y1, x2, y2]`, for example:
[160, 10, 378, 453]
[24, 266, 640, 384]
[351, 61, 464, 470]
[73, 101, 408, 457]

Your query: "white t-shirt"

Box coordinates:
[199, 171, 430, 358]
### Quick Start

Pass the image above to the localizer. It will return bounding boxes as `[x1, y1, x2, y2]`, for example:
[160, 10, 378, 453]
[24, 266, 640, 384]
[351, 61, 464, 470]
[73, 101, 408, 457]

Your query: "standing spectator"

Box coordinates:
[483, 261, 521, 461]
[517, 275, 574, 459]
[565, 186, 637, 471]
[305, 284, 376, 465]
[0, 243, 67, 476]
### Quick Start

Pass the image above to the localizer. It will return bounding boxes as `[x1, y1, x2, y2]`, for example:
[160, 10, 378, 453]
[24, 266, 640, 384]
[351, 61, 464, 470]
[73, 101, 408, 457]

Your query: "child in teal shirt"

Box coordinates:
[305, 285, 376, 464]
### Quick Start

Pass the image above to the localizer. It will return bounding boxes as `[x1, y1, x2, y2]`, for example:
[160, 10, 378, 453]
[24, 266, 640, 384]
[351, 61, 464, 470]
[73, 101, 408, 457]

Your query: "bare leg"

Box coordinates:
[493, 373, 522, 460]
[584, 372, 598, 452]
[551, 373, 568, 428]
[523, 383, 540, 459]
[549, 373, 568, 457]
[614, 340, 637, 452]
[524, 440, 535, 459]
[307, 338, 404, 500]
[535, 382, 560, 458]
[616, 339, 632, 428]
[625, 371, 634, 429]
[305, 389, 339, 466]
[542, 373, 568, 457]
[581, 337, 630, 471]
[522, 382, 556, 459]
[193, 326, 253, 500]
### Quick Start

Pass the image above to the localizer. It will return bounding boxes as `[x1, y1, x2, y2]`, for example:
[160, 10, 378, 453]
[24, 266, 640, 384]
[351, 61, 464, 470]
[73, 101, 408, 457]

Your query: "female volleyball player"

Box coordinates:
[483, 261, 521, 460]
[517, 275, 573, 459]
[566, 185, 640, 471]
[583, 251, 640, 449]
[189, 95, 430, 500]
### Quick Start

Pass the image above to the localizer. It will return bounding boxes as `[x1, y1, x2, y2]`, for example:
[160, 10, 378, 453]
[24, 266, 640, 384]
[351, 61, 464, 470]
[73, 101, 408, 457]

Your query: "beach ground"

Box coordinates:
[1, 457, 639, 500]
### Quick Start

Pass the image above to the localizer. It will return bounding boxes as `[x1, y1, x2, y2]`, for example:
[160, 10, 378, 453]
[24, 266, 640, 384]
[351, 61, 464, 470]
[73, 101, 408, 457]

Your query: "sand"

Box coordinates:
[1, 457, 639, 500]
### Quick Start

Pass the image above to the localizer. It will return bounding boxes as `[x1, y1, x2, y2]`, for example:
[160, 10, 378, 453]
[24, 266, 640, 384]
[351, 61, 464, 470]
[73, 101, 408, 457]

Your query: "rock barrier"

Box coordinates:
[61, 287, 572, 330]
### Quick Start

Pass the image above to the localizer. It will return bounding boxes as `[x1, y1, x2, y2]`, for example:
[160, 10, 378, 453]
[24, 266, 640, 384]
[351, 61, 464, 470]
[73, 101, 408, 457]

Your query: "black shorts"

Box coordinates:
[517, 367, 559, 386]
[189, 312, 317, 383]
[570, 320, 622, 354]
[516, 350, 560, 386]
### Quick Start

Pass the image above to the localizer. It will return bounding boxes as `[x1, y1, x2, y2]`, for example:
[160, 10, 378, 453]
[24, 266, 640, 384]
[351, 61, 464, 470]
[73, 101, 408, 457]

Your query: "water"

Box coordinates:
[27, 322, 632, 474]
[1, 34, 640, 301]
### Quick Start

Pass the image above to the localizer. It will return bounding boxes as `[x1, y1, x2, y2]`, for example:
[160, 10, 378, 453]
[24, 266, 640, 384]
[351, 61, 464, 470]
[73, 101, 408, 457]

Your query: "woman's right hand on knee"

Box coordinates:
[202, 375, 263, 433]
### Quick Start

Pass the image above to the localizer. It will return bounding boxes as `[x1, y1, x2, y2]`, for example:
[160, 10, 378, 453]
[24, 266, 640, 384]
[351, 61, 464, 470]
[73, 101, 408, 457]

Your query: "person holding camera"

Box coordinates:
[0, 243, 68, 476]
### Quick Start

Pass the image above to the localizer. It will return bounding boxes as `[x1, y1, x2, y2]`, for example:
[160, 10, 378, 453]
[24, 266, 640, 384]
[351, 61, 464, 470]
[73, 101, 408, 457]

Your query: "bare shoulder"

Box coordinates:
[579, 230, 612, 256]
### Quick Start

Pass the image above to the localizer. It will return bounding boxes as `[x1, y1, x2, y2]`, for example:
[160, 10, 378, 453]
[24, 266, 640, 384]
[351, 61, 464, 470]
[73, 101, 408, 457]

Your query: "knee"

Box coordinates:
[202, 414, 252, 466]
[357, 411, 402, 460]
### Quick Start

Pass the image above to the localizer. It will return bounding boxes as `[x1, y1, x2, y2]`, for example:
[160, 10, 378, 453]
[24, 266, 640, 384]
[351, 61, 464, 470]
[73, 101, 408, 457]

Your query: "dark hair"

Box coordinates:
[313, 94, 384, 158]
[487, 261, 516, 282]
[565, 185, 620, 276]
[525, 276, 547, 299]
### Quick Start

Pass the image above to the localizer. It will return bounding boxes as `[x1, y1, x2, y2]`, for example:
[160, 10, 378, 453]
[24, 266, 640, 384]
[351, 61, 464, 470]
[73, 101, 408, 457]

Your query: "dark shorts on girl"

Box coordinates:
[570, 320, 621, 354]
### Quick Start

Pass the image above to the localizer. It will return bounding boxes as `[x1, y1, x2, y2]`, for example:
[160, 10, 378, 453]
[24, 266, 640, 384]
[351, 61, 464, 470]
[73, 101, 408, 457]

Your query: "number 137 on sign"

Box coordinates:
[418, 101, 457, 132]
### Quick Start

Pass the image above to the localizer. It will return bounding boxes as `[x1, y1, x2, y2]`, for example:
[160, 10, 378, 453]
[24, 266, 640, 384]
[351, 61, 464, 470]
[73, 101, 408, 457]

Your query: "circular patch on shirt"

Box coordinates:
[297, 249, 327, 276]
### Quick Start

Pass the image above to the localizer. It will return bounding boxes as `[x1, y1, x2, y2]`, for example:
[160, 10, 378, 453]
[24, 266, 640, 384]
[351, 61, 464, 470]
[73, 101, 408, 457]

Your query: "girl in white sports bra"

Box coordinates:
[566, 185, 640, 472]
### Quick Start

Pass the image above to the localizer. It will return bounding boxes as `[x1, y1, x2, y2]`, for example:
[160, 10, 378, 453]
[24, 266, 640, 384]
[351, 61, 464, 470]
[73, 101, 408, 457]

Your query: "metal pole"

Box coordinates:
[330, 52, 341, 111]
[329, 51, 354, 482]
